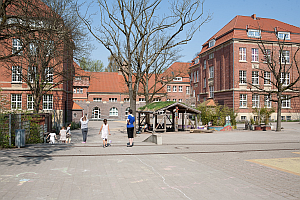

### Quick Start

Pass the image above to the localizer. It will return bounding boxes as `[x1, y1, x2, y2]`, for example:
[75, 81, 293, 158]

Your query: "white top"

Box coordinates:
[67, 127, 71, 135]
[49, 133, 56, 141]
[80, 118, 89, 129]
[101, 124, 109, 139]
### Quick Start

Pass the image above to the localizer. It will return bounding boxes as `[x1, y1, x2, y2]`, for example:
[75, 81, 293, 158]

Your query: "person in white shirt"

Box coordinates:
[80, 114, 89, 143]
[47, 132, 57, 144]
[99, 119, 111, 148]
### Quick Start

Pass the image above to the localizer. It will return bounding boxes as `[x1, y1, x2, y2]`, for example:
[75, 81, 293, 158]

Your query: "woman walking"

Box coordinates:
[80, 114, 89, 143]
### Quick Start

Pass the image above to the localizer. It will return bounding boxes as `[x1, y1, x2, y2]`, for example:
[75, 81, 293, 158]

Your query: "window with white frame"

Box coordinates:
[12, 39, 22, 54]
[79, 88, 83, 93]
[45, 67, 53, 83]
[109, 107, 118, 116]
[139, 98, 145, 102]
[264, 49, 271, 62]
[27, 94, 34, 110]
[239, 47, 246, 61]
[239, 70, 246, 84]
[109, 98, 117, 102]
[173, 99, 176, 102]
[209, 66, 214, 78]
[280, 50, 290, 63]
[125, 107, 130, 116]
[191, 103, 195, 108]
[204, 78, 206, 88]
[194, 58, 199, 64]
[241, 116, 247, 121]
[252, 71, 259, 85]
[124, 98, 130, 102]
[282, 95, 290, 108]
[197, 71, 199, 82]
[194, 71, 196, 83]
[209, 53, 214, 59]
[209, 39, 215, 48]
[252, 94, 260, 108]
[277, 32, 290, 40]
[173, 77, 182, 81]
[167, 85, 171, 92]
[28, 66, 36, 83]
[173, 86, 177, 92]
[29, 43, 37, 55]
[167, 99, 170, 101]
[204, 60, 206, 69]
[11, 94, 22, 110]
[252, 48, 259, 62]
[75, 76, 81, 80]
[77, 88, 80, 93]
[286, 116, 291, 121]
[92, 107, 101, 119]
[43, 94, 53, 110]
[264, 71, 271, 85]
[280, 73, 290, 86]
[73, 88, 76, 93]
[193, 90, 195, 97]
[239, 94, 247, 108]
[186, 86, 190, 94]
[197, 94, 200, 101]
[93, 98, 102, 102]
[12, 66, 22, 82]
[264, 95, 272, 108]
[153, 98, 161, 102]
[179, 86, 182, 92]
[209, 86, 214, 98]
[247, 29, 261, 38]
[179, 99, 183, 102]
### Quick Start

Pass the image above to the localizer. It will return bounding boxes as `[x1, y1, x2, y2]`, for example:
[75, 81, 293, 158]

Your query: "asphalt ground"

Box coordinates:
[0, 121, 299, 200]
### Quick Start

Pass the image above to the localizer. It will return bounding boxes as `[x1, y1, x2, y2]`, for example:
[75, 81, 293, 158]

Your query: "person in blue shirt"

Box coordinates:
[126, 109, 135, 147]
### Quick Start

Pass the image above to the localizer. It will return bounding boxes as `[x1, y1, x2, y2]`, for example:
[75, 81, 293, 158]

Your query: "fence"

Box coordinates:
[0, 113, 52, 148]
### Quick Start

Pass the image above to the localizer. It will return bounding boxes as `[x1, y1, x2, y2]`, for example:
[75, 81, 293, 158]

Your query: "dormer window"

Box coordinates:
[277, 32, 290, 40]
[194, 58, 199, 64]
[173, 77, 182, 81]
[209, 39, 215, 48]
[247, 29, 261, 38]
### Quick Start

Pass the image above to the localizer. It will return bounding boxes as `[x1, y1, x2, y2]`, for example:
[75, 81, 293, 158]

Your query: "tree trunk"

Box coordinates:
[276, 93, 282, 131]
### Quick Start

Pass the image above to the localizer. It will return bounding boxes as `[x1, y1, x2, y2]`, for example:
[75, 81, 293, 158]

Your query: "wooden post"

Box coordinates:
[164, 112, 167, 133]
[195, 115, 198, 128]
[152, 113, 156, 133]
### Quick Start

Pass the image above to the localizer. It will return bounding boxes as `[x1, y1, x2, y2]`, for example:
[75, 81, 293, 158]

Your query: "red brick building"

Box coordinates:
[190, 14, 300, 121]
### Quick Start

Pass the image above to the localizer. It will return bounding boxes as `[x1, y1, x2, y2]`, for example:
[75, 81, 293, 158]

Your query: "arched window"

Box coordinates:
[125, 107, 130, 116]
[109, 107, 118, 116]
[92, 107, 101, 119]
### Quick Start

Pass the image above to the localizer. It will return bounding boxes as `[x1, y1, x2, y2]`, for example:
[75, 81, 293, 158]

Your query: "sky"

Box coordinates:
[77, 0, 300, 67]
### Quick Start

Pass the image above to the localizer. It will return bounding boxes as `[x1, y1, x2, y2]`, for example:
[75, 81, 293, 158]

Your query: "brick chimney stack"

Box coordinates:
[251, 14, 256, 20]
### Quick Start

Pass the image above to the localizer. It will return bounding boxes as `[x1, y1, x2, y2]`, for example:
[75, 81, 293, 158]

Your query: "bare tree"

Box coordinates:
[248, 31, 300, 131]
[77, 0, 211, 121]
[105, 55, 119, 72]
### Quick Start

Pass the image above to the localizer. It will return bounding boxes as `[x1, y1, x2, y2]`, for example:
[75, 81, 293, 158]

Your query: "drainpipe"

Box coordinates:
[232, 40, 235, 111]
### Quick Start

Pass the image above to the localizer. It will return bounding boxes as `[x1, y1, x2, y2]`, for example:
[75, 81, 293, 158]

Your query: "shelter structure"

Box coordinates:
[138, 102, 201, 133]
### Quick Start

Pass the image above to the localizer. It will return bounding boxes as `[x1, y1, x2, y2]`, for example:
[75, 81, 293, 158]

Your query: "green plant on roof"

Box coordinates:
[139, 101, 176, 111]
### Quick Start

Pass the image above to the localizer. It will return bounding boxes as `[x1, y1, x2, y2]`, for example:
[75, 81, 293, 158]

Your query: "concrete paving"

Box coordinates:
[0, 121, 300, 200]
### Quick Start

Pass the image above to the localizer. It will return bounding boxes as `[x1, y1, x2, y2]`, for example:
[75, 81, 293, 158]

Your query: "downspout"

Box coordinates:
[232, 40, 235, 111]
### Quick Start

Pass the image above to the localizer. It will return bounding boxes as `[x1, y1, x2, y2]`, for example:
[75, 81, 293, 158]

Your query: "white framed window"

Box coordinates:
[191, 103, 195, 108]
[167, 99, 170, 101]
[173, 77, 182, 81]
[193, 90, 195, 97]
[179, 86, 183, 92]
[73, 88, 76, 93]
[264, 95, 271, 108]
[194, 72, 196, 83]
[172, 99, 176, 102]
[109, 98, 117, 102]
[139, 98, 145, 102]
[209, 53, 214, 59]
[27, 94, 34, 110]
[209, 86, 214, 98]
[252, 71, 259, 85]
[239, 47, 246, 61]
[75, 76, 81, 80]
[153, 98, 161, 102]
[209, 39, 215, 48]
[280, 50, 290, 64]
[280, 73, 290, 86]
[167, 85, 171, 92]
[247, 29, 261, 38]
[196, 71, 199, 82]
[28, 66, 36, 83]
[45, 67, 53, 83]
[204, 78, 206, 88]
[264, 49, 271, 62]
[252, 48, 259, 62]
[264, 71, 271, 85]
[92, 107, 101, 119]
[239, 70, 246, 84]
[179, 99, 183, 102]
[77, 88, 80, 93]
[252, 94, 260, 108]
[43, 94, 53, 110]
[11, 94, 22, 110]
[277, 32, 290, 40]
[29, 43, 37, 55]
[204, 60, 206, 69]
[209, 66, 214, 78]
[173, 86, 177, 92]
[186, 86, 190, 94]
[12, 66, 22, 82]
[240, 94, 247, 108]
[109, 107, 118, 116]
[93, 98, 102, 102]
[241, 116, 247, 121]
[282, 95, 290, 108]
[125, 107, 130, 116]
[197, 94, 200, 101]
[286, 116, 291, 121]
[124, 98, 130, 102]
[12, 39, 22, 54]
[80, 88, 83, 93]
[194, 58, 199, 64]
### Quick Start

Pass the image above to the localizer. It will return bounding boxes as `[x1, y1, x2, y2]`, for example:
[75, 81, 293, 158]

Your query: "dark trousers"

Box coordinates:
[82, 128, 88, 142]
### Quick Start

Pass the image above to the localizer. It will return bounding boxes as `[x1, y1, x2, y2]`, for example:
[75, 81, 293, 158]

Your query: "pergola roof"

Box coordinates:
[138, 102, 201, 114]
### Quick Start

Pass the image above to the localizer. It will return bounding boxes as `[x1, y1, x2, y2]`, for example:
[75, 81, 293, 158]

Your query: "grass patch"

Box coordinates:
[138, 101, 176, 111]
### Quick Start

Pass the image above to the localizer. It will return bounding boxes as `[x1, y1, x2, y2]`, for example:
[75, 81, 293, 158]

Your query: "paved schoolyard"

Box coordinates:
[0, 121, 299, 199]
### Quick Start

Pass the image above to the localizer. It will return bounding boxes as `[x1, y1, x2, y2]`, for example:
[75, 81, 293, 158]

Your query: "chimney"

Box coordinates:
[251, 14, 256, 20]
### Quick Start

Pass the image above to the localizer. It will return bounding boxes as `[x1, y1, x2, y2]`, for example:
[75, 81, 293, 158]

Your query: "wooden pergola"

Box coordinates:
[137, 102, 201, 133]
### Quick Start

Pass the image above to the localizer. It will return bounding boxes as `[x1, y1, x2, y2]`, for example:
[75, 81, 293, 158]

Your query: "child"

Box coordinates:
[47, 132, 57, 144]
[59, 126, 67, 143]
[98, 119, 110, 148]
[66, 124, 71, 143]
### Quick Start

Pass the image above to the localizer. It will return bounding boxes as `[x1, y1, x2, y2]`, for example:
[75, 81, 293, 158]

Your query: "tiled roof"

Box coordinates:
[200, 15, 300, 54]
[72, 102, 83, 110]
[162, 62, 191, 77]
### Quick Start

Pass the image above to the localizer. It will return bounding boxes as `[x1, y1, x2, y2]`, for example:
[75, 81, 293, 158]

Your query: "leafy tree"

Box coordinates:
[105, 55, 119, 72]
[80, 57, 105, 72]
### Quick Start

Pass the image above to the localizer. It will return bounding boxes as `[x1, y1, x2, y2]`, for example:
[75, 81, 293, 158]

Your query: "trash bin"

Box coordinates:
[15, 129, 25, 148]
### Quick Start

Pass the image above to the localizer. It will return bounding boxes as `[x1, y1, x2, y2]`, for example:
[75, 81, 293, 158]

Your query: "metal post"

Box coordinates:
[9, 114, 11, 147]
[164, 112, 167, 133]
[152, 113, 156, 134]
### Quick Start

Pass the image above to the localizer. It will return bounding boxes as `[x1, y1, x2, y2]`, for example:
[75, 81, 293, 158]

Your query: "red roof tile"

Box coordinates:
[72, 102, 83, 110]
[162, 62, 191, 77]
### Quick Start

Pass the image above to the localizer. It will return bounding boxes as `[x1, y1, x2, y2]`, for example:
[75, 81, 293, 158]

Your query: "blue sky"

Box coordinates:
[79, 0, 300, 67]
